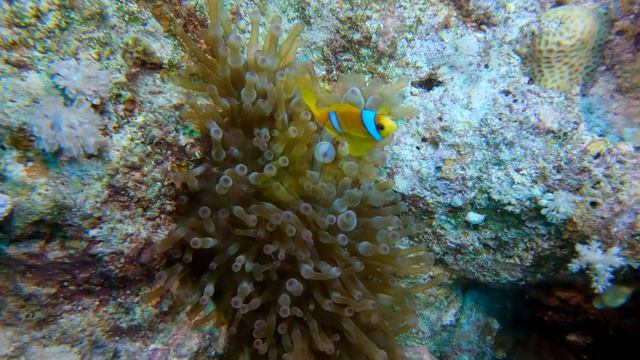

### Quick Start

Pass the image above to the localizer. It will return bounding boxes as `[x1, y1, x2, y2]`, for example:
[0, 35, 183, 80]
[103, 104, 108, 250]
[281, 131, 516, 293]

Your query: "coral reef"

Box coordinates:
[0, 1, 187, 357]
[0, 0, 639, 359]
[589, 0, 640, 146]
[142, 1, 432, 359]
[522, 4, 609, 93]
[616, 54, 640, 93]
[0, 0, 107, 65]
[386, 0, 639, 292]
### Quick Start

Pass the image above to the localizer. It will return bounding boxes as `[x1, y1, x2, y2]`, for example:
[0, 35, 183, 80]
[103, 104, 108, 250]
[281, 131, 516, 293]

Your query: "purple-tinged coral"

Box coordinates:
[50, 57, 113, 104]
[30, 96, 106, 157]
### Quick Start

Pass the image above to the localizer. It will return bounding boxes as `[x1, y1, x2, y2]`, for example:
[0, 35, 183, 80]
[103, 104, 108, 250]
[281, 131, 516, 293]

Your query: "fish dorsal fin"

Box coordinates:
[326, 102, 361, 113]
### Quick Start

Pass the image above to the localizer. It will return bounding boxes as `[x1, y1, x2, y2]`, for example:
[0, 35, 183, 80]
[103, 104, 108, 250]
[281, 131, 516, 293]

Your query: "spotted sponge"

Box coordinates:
[524, 5, 609, 92]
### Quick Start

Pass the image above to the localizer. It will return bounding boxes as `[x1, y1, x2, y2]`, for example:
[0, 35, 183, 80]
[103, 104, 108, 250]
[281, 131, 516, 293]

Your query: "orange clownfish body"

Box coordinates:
[298, 84, 397, 156]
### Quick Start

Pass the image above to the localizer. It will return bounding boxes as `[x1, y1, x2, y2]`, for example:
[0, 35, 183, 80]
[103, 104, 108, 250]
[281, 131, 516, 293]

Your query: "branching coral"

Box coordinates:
[143, 1, 431, 359]
[569, 240, 626, 293]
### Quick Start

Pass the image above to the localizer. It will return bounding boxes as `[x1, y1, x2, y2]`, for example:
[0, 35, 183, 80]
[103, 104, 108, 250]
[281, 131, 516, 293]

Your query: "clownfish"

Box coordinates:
[297, 83, 397, 156]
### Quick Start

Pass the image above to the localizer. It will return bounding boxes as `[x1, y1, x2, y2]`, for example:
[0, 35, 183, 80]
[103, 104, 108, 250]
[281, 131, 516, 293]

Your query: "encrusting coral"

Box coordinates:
[143, 1, 431, 359]
[30, 96, 106, 157]
[50, 57, 113, 105]
[522, 4, 609, 93]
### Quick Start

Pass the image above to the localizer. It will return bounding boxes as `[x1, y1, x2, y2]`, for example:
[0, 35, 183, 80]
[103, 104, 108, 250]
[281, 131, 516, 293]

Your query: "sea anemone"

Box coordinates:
[143, 1, 431, 358]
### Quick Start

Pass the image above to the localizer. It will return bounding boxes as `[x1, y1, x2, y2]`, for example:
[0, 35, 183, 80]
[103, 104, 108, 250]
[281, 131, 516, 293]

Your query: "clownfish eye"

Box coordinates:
[376, 123, 385, 131]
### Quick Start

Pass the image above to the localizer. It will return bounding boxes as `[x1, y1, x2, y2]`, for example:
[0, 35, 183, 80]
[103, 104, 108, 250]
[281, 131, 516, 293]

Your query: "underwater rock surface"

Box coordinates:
[0, 0, 638, 359]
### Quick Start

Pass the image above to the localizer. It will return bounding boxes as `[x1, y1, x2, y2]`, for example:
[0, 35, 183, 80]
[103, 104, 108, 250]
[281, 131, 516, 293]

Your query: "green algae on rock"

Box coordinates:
[142, 0, 431, 359]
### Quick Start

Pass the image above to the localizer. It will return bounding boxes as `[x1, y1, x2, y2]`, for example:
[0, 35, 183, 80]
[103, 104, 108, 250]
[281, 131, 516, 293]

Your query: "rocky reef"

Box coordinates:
[0, 0, 638, 359]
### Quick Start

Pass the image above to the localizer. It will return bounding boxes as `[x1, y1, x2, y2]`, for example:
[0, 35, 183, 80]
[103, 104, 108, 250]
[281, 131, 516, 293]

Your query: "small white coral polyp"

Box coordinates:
[569, 240, 626, 293]
[31, 97, 105, 157]
[50, 57, 112, 104]
[539, 191, 577, 224]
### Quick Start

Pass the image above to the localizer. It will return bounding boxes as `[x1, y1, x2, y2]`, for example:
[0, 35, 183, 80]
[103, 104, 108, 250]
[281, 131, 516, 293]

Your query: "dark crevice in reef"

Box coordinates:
[0, 243, 151, 322]
[412, 74, 443, 91]
[460, 281, 640, 360]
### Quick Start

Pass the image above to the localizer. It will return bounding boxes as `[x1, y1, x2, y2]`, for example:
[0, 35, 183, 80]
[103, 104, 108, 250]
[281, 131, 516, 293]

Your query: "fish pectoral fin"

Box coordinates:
[342, 128, 375, 140]
[344, 137, 377, 156]
[298, 84, 318, 113]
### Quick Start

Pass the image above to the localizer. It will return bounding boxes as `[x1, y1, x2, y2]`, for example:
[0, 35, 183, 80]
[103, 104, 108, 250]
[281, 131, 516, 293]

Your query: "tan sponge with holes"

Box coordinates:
[524, 5, 608, 92]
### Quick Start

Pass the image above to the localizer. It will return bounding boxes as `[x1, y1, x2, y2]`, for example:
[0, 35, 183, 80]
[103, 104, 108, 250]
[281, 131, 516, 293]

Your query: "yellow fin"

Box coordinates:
[327, 102, 361, 112]
[298, 83, 318, 114]
[342, 137, 376, 156]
